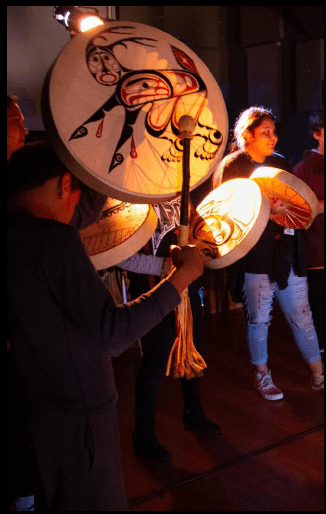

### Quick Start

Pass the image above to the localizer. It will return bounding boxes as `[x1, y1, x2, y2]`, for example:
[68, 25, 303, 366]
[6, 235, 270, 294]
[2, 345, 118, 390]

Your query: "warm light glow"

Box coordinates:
[250, 167, 317, 229]
[189, 178, 271, 268]
[80, 16, 104, 32]
[54, 6, 105, 33]
[64, 11, 71, 27]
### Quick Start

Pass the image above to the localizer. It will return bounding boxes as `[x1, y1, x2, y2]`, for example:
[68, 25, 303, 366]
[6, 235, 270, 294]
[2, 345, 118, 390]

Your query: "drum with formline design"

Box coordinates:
[188, 179, 271, 268]
[42, 20, 228, 204]
[79, 197, 157, 270]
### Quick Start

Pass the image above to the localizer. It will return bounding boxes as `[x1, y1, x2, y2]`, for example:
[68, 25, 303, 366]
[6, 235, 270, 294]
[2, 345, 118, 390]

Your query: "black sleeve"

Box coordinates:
[41, 225, 180, 357]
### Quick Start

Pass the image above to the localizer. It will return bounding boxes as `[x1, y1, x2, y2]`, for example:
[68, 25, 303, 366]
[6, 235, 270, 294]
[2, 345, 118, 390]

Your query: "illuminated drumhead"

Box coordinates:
[250, 167, 319, 229]
[42, 21, 228, 203]
[79, 198, 157, 270]
[188, 179, 270, 268]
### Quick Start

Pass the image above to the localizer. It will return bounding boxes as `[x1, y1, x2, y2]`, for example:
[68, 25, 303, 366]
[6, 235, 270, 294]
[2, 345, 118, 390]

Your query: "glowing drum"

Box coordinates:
[188, 179, 271, 268]
[250, 167, 319, 229]
[79, 197, 157, 270]
[42, 21, 228, 203]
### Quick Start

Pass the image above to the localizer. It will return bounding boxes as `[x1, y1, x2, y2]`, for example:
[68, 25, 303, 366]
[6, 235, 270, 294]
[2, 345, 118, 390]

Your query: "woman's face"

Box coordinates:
[246, 117, 278, 162]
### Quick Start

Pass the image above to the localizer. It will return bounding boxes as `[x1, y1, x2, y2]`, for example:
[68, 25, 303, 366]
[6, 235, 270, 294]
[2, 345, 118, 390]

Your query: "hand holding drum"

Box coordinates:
[188, 168, 320, 270]
[270, 198, 287, 214]
[250, 167, 319, 229]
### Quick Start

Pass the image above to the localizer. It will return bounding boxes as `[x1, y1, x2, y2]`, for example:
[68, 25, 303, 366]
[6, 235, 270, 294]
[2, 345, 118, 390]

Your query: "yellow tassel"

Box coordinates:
[166, 222, 207, 379]
[166, 287, 207, 379]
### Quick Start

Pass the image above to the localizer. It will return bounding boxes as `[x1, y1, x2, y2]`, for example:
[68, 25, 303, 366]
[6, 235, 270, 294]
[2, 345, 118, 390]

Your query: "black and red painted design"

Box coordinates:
[69, 25, 223, 173]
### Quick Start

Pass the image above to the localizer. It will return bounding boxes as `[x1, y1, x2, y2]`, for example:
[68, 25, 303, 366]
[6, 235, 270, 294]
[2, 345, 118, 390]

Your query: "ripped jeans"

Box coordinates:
[243, 269, 321, 366]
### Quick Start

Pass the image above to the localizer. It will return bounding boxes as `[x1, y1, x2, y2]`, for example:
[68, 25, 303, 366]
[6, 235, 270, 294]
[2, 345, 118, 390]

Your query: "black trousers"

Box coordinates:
[27, 404, 128, 511]
[7, 352, 38, 510]
[134, 287, 203, 439]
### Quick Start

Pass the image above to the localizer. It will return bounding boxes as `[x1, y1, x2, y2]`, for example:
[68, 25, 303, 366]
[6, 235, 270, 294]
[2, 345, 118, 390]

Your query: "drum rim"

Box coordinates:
[80, 204, 158, 270]
[250, 167, 320, 229]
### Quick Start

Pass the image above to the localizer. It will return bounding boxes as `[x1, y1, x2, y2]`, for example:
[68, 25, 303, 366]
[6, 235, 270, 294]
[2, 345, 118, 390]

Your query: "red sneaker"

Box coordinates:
[255, 370, 284, 401]
[311, 373, 324, 391]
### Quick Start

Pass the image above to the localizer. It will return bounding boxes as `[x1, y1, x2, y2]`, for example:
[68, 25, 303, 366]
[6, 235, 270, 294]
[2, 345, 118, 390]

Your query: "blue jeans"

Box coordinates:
[243, 269, 321, 366]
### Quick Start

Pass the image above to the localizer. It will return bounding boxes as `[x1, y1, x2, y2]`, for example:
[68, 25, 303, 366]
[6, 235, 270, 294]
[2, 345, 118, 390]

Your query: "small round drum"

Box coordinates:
[250, 167, 319, 229]
[188, 179, 270, 269]
[42, 20, 228, 204]
[79, 198, 157, 270]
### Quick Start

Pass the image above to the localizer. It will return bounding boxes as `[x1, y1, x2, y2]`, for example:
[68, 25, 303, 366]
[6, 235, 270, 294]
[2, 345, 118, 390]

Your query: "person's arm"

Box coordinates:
[41, 226, 203, 357]
[118, 252, 164, 276]
[212, 160, 225, 189]
[212, 154, 243, 187]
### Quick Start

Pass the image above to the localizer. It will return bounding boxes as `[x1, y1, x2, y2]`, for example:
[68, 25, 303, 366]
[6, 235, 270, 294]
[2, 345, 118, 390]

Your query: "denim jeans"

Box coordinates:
[243, 268, 321, 366]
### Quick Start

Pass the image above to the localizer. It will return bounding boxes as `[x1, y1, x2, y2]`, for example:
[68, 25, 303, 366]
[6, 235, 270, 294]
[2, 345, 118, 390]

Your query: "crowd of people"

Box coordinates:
[7, 94, 324, 511]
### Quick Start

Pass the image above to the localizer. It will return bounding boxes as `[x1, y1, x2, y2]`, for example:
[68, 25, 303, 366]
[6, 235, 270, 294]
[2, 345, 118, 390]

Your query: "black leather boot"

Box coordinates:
[182, 406, 222, 435]
[133, 433, 171, 462]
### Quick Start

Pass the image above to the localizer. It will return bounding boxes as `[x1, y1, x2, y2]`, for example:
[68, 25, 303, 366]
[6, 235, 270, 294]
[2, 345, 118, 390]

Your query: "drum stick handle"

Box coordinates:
[178, 224, 189, 246]
[178, 115, 196, 236]
[180, 137, 191, 228]
[167, 115, 208, 381]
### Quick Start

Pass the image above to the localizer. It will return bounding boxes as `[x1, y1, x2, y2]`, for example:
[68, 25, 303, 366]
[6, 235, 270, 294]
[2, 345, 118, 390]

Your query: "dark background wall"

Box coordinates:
[7, 6, 324, 166]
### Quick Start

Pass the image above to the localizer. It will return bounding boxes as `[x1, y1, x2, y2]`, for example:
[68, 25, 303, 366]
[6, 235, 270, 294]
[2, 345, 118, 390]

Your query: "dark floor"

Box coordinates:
[113, 300, 324, 511]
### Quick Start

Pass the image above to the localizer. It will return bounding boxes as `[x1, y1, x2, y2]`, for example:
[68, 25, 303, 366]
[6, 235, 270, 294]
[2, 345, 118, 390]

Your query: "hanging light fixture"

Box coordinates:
[53, 6, 105, 33]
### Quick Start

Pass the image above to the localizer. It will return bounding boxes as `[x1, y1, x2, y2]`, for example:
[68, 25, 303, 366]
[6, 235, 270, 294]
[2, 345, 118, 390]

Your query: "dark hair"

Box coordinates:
[7, 141, 83, 196]
[309, 109, 324, 134]
[7, 94, 18, 109]
[229, 106, 276, 153]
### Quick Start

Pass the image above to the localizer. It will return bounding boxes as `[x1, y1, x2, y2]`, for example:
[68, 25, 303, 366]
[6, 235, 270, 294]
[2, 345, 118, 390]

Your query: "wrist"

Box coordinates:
[167, 267, 194, 295]
[160, 257, 172, 279]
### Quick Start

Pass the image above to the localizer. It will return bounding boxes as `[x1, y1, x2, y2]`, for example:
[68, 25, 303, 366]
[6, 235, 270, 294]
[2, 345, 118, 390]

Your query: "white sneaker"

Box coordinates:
[311, 373, 324, 391]
[255, 370, 284, 401]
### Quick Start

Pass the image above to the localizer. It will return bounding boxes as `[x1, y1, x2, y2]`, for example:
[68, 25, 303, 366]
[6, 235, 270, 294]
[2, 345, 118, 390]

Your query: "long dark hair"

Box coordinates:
[229, 106, 276, 153]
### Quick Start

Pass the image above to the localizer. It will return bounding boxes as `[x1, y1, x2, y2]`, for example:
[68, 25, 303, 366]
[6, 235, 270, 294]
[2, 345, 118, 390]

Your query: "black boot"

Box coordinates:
[182, 406, 222, 436]
[133, 432, 171, 462]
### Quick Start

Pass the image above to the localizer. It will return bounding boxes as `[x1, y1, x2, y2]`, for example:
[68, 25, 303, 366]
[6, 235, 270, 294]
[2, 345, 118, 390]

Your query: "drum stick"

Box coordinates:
[166, 114, 208, 380]
[178, 115, 196, 246]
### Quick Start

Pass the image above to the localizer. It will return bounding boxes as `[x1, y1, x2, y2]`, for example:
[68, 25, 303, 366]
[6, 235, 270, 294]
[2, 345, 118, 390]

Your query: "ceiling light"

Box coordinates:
[53, 6, 104, 33]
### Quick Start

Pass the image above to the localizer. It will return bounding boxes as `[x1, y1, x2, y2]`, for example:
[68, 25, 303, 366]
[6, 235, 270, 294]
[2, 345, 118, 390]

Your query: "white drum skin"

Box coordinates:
[42, 21, 228, 204]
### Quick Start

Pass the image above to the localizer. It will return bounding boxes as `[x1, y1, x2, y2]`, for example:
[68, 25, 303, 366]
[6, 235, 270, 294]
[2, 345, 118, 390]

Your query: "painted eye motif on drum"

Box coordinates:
[190, 199, 244, 259]
[191, 213, 235, 259]
[69, 28, 224, 174]
[87, 48, 121, 85]
[119, 73, 172, 107]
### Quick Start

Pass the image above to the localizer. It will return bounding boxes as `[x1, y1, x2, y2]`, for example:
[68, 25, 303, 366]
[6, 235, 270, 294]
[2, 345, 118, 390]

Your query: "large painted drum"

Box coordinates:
[188, 179, 271, 268]
[250, 167, 320, 229]
[79, 198, 157, 270]
[42, 21, 228, 204]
